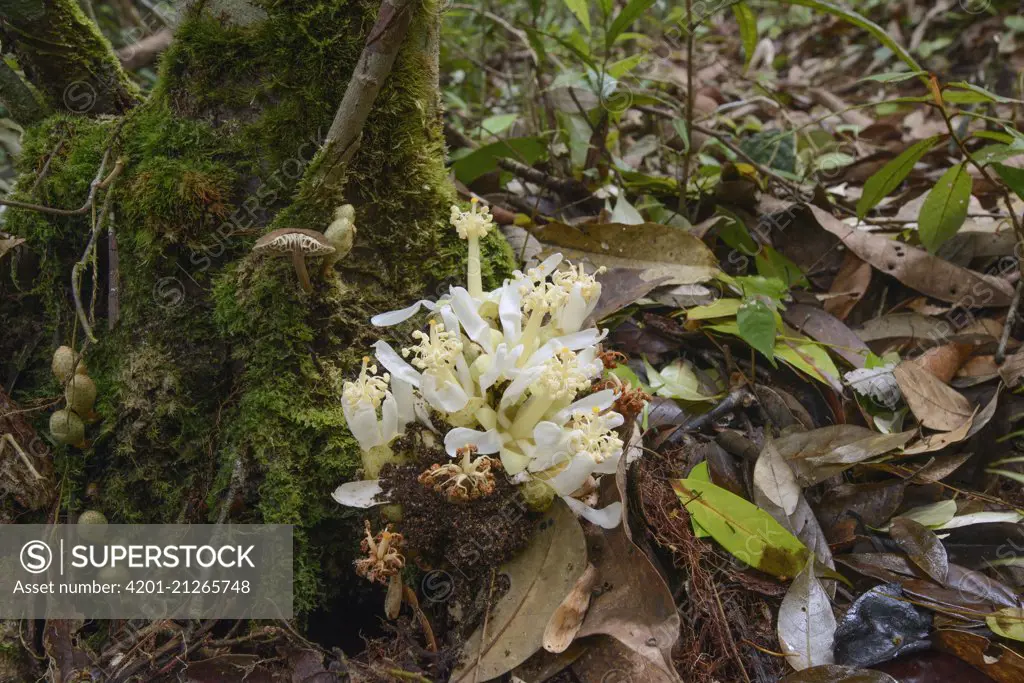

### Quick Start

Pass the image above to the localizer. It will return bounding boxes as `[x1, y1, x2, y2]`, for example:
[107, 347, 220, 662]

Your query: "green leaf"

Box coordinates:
[643, 358, 718, 402]
[993, 163, 1024, 201]
[687, 462, 712, 538]
[973, 143, 1020, 166]
[738, 299, 778, 363]
[672, 118, 690, 153]
[987, 608, 1024, 642]
[606, 0, 655, 48]
[732, 2, 758, 69]
[479, 114, 519, 137]
[451, 136, 547, 184]
[946, 81, 1022, 104]
[917, 162, 972, 252]
[775, 337, 842, 390]
[756, 246, 808, 288]
[687, 297, 742, 320]
[714, 207, 756, 253]
[672, 478, 810, 579]
[856, 136, 942, 217]
[606, 53, 648, 78]
[859, 70, 928, 83]
[562, 0, 591, 33]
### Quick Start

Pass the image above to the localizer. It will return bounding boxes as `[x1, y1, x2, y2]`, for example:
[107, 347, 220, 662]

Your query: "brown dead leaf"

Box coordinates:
[935, 630, 1024, 683]
[0, 236, 25, 262]
[783, 302, 871, 368]
[998, 347, 1024, 388]
[451, 499, 588, 683]
[574, 521, 681, 683]
[776, 426, 916, 486]
[824, 252, 871, 321]
[543, 564, 598, 654]
[781, 665, 898, 682]
[893, 361, 974, 431]
[889, 517, 949, 584]
[533, 222, 719, 286]
[808, 205, 1014, 306]
[911, 343, 974, 383]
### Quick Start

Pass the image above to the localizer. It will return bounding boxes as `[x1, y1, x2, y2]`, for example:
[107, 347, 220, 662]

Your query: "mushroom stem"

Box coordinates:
[291, 247, 312, 293]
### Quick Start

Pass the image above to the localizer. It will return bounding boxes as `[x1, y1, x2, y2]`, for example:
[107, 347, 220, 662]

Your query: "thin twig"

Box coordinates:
[0, 148, 113, 216]
[107, 218, 120, 329]
[28, 130, 68, 196]
[997, 276, 1023, 364]
[402, 585, 438, 653]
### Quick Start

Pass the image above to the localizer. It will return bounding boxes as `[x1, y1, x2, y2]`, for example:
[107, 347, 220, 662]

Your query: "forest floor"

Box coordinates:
[3, 1, 1024, 682]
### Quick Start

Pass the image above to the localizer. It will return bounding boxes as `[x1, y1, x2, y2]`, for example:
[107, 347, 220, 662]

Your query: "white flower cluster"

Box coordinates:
[333, 200, 625, 527]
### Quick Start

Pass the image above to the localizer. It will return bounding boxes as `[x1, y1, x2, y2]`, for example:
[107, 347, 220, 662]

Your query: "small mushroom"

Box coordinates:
[52, 345, 86, 382]
[322, 204, 357, 276]
[252, 228, 336, 293]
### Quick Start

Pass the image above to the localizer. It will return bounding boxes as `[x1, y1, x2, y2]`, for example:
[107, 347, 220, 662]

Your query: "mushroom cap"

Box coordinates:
[253, 228, 336, 256]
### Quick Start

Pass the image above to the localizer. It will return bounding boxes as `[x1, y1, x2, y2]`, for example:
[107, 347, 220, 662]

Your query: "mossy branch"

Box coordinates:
[0, 60, 47, 126]
[0, 0, 141, 115]
[308, 0, 416, 196]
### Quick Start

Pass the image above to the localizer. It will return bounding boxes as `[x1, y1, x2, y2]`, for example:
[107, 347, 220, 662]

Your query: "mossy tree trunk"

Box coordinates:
[0, 0, 514, 620]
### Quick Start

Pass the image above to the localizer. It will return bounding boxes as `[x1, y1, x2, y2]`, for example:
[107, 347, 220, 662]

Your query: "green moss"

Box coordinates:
[3, 0, 140, 114]
[0, 0, 516, 617]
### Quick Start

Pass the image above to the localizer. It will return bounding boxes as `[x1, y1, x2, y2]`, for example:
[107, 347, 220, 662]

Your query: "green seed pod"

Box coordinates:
[518, 478, 556, 512]
[65, 374, 97, 416]
[77, 510, 109, 542]
[51, 345, 86, 382]
[49, 409, 85, 447]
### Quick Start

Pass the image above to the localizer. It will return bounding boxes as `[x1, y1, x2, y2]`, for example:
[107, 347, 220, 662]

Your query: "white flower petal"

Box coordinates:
[373, 340, 422, 387]
[552, 389, 617, 424]
[332, 480, 387, 508]
[451, 287, 492, 350]
[499, 282, 523, 343]
[536, 253, 564, 277]
[500, 446, 531, 474]
[371, 300, 436, 326]
[499, 364, 544, 408]
[593, 449, 622, 474]
[392, 377, 417, 425]
[421, 372, 470, 412]
[444, 427, 503, 455]
[545, 455, 597, 496]
[381, 391, 399, 441]
[557, 286, 588, 333]
[344, 401, 383, 451]
[563, 497, 622, 528]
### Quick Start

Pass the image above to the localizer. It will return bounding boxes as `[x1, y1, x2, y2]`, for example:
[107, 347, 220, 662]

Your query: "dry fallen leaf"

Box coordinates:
[451, 499, 588, 683]
[888, 517, 949, 584]
[533, 221, 720, 286]
[911, 343, 975, 383]
[808, 205, 1014, 306]
[754, 440, 801, 516]
[778, 558, 837, 671]
[575, 522, 681, 683]
[823, 252, 872, 321]
[0, 236, 25, 262]
[893, 361, 974, 431]
[775, 426, 915, 486]
[543, 564, 598, 654]
[781, 665, 898, 682]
